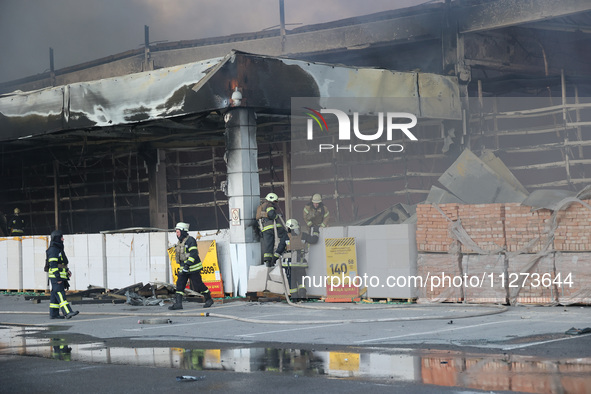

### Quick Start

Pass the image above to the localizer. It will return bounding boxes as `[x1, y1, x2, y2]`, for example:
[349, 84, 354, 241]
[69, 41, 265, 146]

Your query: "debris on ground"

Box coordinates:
[565, 327, 591, 335]
[176, 376, 205, 382]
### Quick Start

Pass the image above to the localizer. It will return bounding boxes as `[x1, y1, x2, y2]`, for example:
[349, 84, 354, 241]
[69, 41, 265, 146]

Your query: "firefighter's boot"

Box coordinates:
[168, 293, 183, 310]
[203, 292, 214, 308]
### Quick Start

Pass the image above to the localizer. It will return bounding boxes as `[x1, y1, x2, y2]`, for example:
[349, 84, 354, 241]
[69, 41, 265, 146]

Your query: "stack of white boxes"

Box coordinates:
[266, 266, 285, 294]
[246, 265, 286, 295]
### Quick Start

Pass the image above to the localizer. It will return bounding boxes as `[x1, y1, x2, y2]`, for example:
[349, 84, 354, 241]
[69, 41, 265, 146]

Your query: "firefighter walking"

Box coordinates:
[46, 230, 79, 319]
[169, 222, 214, 310]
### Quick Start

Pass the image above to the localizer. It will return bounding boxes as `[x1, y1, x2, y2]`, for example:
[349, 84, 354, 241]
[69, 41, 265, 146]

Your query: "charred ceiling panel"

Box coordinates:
[66, 57, 225, 129]
[189, 52, 321, 112]
[0, 88, 65, 140]
[0, 56, 225, 141]
[418, 73, 461, 120]
[0, 51, 462, 143]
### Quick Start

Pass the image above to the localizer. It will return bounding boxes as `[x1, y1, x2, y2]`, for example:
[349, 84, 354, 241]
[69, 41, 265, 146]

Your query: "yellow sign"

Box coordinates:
[198, 240, 224, 297]
[329, 352, 360, 372]
[325, 237, 359, 302]
[168, 239, 224, 298]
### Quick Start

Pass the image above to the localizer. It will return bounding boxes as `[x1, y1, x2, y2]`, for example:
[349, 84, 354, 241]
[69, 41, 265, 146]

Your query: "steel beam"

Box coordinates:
[459, 0, 591, 34]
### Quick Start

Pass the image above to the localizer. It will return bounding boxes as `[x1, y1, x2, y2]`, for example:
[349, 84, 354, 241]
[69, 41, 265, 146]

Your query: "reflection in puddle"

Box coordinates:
[1, 325, 590, 393]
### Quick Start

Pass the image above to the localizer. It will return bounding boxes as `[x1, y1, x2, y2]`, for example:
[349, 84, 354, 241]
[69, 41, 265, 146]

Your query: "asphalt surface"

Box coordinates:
[1, 294, 590, 393]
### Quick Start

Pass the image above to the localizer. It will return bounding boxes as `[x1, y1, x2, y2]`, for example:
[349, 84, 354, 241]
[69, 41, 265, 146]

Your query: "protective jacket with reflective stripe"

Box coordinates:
[47, 245, 69, 279]
[178, 235, 202, 271]
[260, 201, 283, 232]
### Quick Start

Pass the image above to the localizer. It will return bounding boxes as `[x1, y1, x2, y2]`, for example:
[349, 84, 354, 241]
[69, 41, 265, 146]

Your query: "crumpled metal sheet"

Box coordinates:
[0, 56, 225, 141]
[521, 184, 591, 211]
[520, 189, 577, 211]
[438, 149, 529, 204]
[0, 51, 461, 142]
[425, 185, 465, 204]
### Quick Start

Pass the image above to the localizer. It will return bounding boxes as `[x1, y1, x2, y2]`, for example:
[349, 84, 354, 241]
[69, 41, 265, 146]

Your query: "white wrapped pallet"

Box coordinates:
[105, 233, 151, 289]
[21, 236, 48, 291]
[148, 232, 169, 284]
[0, 238, 23, 290]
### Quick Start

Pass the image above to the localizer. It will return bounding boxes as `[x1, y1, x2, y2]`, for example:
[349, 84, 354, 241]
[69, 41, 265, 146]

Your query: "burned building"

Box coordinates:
[1, 0, 591, 237]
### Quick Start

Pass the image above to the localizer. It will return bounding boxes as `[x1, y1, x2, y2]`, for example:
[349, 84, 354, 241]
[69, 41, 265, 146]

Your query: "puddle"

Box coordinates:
[1, 325, 590, 392]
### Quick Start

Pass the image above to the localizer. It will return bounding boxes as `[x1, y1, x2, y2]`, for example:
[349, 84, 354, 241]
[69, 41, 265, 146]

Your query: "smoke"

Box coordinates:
[0, 0, 428, 84]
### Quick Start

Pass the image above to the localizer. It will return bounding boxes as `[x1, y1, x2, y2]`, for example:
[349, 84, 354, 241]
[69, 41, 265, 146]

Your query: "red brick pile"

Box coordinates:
[416, 200, 591, 305]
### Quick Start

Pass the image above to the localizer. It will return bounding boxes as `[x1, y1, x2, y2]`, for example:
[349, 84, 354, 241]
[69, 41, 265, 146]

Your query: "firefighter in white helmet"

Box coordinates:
[256, 192, 287, 266]
[277, 219, 308, 300]
[169, 222, 214, 309]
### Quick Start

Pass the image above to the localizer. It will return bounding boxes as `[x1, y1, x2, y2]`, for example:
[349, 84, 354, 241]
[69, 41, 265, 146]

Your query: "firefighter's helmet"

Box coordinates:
[265, 192, 279, 202]
[285, 219, 299, 230]
[312, 194, 322, 203]
[175, 222, 190, 232]
[14, 208, 20, 214]
[286, 219, 300, 236]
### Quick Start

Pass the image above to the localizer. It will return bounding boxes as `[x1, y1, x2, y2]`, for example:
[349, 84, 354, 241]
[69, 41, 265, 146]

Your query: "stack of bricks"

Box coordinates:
[416, 203, 458, 253]
[504, 203, 553, 253]
[508, 254, 556, 304]
[416, 253, 462, 302]
[416, 200, 591, 305]
[458, 204, 506, 254]
[554, 253, 591, 304]
[462, 254, 507, 303]
[554, 200, 591, 252]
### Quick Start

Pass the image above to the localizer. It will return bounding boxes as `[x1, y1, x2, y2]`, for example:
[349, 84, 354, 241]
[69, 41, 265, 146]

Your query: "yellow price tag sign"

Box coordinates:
[198, 240, 224, 297]
[325, 237, 359, 302]
[329, 352, 360, 372]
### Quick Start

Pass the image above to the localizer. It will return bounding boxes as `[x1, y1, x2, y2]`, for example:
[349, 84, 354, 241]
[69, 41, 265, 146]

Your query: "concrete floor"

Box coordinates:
[1, 295, 590, 393]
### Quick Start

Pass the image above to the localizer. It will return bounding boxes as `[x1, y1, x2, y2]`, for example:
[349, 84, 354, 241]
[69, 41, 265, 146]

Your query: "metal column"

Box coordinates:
[147, 149, 168, 230]
[224, 108, 261, 296]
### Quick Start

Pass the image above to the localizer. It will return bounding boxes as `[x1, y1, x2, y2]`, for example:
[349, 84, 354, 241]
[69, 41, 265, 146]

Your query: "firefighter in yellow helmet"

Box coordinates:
[169, 222, 214, 310]
[256, 192, 287, 267]
[9, 208, 25, 236]
[302, 194, 329, 245]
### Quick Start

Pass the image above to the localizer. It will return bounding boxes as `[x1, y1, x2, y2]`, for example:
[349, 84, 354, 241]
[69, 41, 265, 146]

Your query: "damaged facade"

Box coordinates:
[1, 1, 591, 286]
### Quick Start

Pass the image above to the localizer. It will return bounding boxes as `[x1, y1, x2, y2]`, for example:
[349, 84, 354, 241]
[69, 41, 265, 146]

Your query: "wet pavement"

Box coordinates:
[1, 295, 591, 393]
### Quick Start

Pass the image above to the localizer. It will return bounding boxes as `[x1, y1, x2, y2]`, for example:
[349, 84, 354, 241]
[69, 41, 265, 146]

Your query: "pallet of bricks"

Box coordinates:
[415, 200, 591, 305]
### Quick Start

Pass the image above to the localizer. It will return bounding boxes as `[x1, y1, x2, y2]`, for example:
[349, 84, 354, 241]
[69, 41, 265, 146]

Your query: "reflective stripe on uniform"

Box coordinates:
[57, 293, 71, 314]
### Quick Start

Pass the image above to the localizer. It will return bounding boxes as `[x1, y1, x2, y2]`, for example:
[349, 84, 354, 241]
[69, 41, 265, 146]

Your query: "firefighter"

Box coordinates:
[278, 219, 308, 300]
[275, 218, 299, 257]
[256, 192, 286, 267]
[46, 230, 79, 319]
[9, 208, 25, 236]
[302, 193, 329, 245]
[169, 222, 213, 310]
